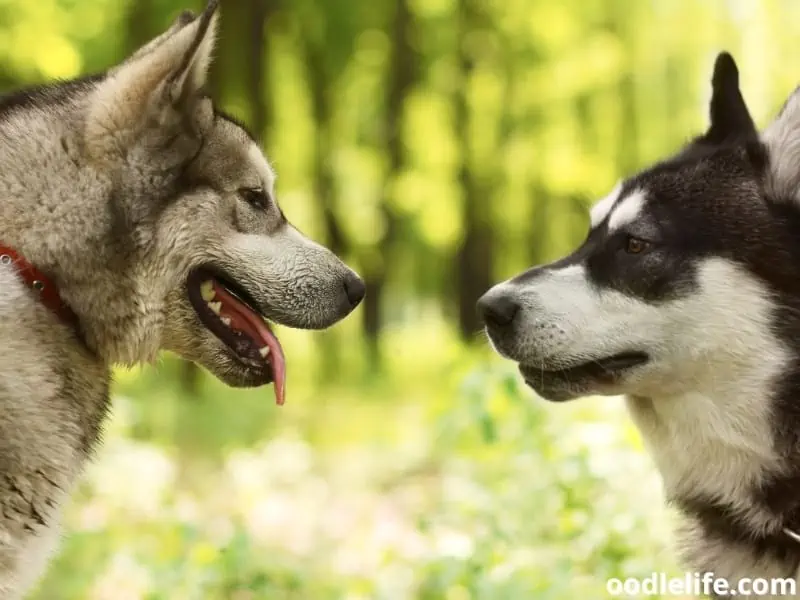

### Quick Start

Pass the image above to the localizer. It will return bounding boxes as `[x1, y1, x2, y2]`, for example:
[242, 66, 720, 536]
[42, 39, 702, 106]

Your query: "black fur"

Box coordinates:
[702, 52, 758, 145]
[624, 54, 800, 582]
[599, 55, 800, 577]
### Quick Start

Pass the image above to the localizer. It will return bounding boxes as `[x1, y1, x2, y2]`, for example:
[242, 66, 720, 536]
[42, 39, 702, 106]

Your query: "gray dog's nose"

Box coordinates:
[477, 290, 519, 328]
[343, 272, 366, 308]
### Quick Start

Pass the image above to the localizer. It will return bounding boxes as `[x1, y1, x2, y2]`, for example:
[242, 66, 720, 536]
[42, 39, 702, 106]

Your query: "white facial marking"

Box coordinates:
[550, 265, 583, 278]
[247, 143, 276, 195]
[608, 189, 646, 232]
[589, 181, 622, 228]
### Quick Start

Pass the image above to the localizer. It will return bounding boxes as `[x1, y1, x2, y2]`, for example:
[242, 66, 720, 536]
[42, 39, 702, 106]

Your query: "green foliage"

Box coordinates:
[2, 0, 797, 597]
[31, 344, 682, 599]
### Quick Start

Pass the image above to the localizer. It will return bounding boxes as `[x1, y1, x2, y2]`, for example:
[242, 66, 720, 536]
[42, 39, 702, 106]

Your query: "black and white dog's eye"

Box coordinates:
[239, 188, 270, 210]
[625, 236, 652, 254]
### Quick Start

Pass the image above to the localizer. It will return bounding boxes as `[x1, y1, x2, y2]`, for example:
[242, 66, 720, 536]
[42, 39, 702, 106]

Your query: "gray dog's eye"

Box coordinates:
[239, 188, 270, 210]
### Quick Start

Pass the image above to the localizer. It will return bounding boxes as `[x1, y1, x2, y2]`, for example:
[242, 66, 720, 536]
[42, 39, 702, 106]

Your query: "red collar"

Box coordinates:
[0, 244, 78, 326]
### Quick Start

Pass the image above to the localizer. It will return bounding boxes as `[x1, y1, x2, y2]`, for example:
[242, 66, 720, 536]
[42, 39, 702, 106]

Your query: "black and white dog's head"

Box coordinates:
[479, 53, 800, 403]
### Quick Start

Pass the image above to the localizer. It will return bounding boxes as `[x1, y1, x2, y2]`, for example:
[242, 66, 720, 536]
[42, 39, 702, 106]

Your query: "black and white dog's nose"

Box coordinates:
[477, 290, 520, 328]
[343, 272, 366, 308]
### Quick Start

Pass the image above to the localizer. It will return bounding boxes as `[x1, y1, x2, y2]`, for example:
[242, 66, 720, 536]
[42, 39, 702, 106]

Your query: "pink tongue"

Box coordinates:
[211, 282, 286, 406]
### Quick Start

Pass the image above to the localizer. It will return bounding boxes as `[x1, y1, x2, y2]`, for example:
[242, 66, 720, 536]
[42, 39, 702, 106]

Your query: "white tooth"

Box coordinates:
[200, 280, 215, 301]
[259, 346, 271, 358]
[221, 316, 232, 327]
[208, 301, 222, 315]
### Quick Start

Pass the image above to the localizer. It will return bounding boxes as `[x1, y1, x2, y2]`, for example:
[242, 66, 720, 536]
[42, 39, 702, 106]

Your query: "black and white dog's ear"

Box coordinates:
[762, 85, 800, 201]
[701, 52, 757, 144]
[85, 0, 219, 160]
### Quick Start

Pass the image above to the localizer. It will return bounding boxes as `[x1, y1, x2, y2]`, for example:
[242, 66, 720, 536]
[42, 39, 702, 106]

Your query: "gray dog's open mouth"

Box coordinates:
[186, 268, 286, 405]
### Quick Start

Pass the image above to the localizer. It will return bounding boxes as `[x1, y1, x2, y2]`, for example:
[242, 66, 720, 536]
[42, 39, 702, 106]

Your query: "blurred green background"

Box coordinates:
[1, 0, 797, 598]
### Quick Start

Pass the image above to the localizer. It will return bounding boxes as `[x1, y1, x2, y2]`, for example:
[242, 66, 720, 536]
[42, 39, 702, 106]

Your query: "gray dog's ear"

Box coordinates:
[85, 1, 219, 162]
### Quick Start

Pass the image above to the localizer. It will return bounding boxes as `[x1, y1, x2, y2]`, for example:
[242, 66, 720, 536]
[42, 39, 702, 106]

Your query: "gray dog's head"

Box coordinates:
[68, 1, 363, 401]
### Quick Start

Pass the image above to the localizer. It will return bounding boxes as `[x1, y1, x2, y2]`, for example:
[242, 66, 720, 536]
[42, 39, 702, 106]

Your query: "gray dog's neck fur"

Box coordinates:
[0, 77, 176, 365]
[0, 82, 117, 597]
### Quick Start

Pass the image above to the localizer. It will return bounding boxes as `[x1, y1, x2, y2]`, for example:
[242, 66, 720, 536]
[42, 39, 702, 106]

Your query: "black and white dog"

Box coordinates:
[479, 53, 800, 596]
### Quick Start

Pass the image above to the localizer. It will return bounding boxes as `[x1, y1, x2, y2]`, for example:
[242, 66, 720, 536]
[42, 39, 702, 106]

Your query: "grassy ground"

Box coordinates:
[30, 320, 683, 599]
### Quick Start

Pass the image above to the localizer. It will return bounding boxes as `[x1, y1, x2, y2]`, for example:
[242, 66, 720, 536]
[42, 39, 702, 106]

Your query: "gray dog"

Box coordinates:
[0, 1, 364, 596]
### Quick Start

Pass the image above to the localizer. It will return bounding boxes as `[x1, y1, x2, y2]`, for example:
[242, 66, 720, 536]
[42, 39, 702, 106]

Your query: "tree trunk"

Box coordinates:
[125, 0, 152, 49]
[302, 41, 347, 381]
[363, 0, 416, 369]
[617, 72, 638, 175]
[455, 0, 493, 341]
[301, 35, 345, 253]
[528, 183, 551, 266]
[610, 2, 639, 176]
[246, 0, 270, 142]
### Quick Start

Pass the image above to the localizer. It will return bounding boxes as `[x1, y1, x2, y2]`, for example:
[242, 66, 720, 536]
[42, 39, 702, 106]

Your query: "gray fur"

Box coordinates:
[0, 2, 362, 596]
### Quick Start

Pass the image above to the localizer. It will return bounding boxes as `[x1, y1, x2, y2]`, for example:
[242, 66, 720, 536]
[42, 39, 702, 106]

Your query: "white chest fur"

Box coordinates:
[627, 389, 779, 535]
